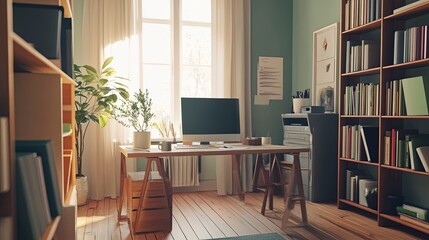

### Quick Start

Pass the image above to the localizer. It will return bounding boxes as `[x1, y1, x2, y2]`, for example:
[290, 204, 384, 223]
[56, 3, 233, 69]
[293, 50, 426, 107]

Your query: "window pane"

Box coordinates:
[142, 0, 170, 20]
[181, 66, 211, 97]
[143, 64, 171, 116]
[182, 26, 211, 66]
[182, 0, 211, 23]
[142, 23, 171, 64]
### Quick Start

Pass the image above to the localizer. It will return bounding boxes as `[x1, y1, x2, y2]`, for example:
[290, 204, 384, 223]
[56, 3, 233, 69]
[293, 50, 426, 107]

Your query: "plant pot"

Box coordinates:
[76, 175, 88, 206]
[134, 131, 151, 149]
[292, 98, 311, 113]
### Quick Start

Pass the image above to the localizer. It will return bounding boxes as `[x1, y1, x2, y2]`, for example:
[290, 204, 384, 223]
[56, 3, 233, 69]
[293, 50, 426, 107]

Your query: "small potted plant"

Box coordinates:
[74, 57, 129, 205]
[113, 89, 155, 149]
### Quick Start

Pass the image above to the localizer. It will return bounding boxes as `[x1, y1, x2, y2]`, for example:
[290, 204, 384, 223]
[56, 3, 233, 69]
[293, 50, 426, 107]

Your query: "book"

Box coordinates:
[15, 140, 62, 218]
[401, 76, 429, 115]
[397, 206, 429, 221]
[15, 152, 51, 240]
[346, 169, 359, 200]
[394, 30, 404, 64]
[408, 134, 429, 171]
[360, 126, 378, 162]
[384, 131, 391, 165]
[403, 203, 429, 215]
[393, 0, 429, 14]
[416, 146, 429, 172]
[0, 117, 9, 193]
[358, 179, 377, 207]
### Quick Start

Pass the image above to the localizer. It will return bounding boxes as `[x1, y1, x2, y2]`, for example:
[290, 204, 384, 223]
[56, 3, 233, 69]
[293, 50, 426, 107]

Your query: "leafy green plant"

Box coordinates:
[113, 89, 155, 132]
[74, 57, 129, 177]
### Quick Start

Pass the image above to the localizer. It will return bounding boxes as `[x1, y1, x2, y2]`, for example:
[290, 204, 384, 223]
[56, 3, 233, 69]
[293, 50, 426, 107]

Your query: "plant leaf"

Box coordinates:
[98, 115, 109, 128]
[102, 57, 113, 69]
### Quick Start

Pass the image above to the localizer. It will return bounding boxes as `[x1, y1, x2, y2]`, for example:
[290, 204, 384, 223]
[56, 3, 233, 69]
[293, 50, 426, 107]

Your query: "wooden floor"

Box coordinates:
[77, 191, 427, 240]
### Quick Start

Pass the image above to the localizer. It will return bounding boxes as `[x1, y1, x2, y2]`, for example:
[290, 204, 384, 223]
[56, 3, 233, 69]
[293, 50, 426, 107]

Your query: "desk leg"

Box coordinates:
[117, 152, 128, 222]
[232, 154, 244, 201]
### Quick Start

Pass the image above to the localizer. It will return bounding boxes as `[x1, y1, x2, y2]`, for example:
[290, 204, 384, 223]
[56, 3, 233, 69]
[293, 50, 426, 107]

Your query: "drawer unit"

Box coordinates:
[281, 113, 338, 202]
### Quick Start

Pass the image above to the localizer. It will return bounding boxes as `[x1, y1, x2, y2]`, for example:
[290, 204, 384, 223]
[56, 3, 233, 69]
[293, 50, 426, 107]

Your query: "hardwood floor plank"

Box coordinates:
[76, 202, 88, 240]
[170, 215, 187, 240]
[198, 192, 259, 236]
[172, 201, 199, 240]
[177, 193, 225, 239]
[187, 192, 237, 237]
[94, 198, 108, 240]
[174, 193, 217, 239]
[107, 198, 122, 240]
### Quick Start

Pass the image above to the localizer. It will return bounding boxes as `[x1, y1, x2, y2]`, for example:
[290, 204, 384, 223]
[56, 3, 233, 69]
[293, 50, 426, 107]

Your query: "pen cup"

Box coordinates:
[261, 137, 271, 145]
[158, 141, 172, 151]
[292, 98, 310, 113]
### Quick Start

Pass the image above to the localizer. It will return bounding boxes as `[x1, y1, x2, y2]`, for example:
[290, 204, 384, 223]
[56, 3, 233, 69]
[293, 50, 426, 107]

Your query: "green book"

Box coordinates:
[401, 76, 429, 115]
[397, 206, 429, 221]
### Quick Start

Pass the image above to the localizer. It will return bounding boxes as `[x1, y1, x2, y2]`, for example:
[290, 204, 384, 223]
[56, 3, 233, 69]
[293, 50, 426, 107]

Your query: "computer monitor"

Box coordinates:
[181, 97, 241, 143]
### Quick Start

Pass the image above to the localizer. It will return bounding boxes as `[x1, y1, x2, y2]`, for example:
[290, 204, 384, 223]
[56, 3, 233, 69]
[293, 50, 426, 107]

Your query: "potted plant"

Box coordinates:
[113, 89, 155, 149]
[74, 57, 129, 205]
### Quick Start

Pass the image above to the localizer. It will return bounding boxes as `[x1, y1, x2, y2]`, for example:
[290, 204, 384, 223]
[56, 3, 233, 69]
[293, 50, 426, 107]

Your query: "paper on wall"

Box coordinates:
[257, 56, 283, 100]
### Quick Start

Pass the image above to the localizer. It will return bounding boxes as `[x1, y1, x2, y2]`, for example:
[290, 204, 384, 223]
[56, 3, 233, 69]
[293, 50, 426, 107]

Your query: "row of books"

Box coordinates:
[341, 125, 378, 163]
[0, 117, 9, 193]
[15, 140, 62, 240]
[396, 204, 429, 230]
[393, 25, 429, 64]
[345, 170, 377, 209]
[386, 76, 429, 116]
[343, 83, 379, 116]
[384, 129, 429, 172]
[344, 0, 381, 31]
[345, 40, 380, 73]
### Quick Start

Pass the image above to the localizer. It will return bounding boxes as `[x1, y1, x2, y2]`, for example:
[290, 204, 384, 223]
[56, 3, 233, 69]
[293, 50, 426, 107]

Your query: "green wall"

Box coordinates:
[251, 0, 293, 145]
[291, 0, 340, 93]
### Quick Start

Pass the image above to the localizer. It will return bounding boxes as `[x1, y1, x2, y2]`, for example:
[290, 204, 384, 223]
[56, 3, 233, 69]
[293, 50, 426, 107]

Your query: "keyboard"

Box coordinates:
[174, 144, 215, 149]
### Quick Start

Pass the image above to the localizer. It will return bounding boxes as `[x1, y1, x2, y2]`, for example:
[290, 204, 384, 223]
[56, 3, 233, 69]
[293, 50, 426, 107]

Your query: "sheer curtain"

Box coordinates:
[79, 0, 140, 200]
[212, 0, 252, 195]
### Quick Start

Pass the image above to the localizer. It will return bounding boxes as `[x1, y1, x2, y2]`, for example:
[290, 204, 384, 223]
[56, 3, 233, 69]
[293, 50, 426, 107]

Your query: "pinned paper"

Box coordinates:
[254, 95, 270, 105]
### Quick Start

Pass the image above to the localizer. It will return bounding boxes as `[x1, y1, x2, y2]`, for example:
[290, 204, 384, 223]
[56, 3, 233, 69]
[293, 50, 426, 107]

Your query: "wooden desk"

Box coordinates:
[117, 144, 309, 234]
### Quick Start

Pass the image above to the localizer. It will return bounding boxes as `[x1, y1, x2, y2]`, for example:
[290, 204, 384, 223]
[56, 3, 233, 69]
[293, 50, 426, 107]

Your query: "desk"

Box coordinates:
[117, 144, 309, 234]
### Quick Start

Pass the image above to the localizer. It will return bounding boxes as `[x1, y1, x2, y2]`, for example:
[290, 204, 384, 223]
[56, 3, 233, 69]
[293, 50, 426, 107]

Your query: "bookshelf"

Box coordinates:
[0, 0, 76, 239]
[339, 0, 429, 235]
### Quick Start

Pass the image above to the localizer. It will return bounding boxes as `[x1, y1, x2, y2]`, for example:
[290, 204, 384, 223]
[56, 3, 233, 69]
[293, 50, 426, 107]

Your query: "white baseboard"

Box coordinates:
[172, 179, 217, 193]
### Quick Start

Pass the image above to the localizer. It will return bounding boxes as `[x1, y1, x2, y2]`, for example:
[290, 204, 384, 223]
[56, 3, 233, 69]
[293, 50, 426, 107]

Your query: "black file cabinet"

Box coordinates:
[281, 113, 338, 202]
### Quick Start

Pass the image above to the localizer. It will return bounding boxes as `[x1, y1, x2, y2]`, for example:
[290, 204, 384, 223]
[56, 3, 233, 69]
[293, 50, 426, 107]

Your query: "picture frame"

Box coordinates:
[312, 23, 339, 113]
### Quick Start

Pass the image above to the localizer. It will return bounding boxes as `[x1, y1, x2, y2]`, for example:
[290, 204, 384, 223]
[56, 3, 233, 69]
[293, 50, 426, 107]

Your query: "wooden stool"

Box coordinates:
[261, 154, 308, 227]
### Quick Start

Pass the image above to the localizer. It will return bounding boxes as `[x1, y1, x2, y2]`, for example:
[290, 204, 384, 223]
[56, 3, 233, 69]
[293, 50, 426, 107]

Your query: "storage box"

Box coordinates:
[13, 3, 63, 59]
[126, 171, 172, 233]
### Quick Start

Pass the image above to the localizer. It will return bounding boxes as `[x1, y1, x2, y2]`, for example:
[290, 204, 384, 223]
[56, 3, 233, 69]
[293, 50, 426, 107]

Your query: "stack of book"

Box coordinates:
[343, 83, 379, 115]
[393, 25, 429, 65]
[341, 125, 378, 163]
[15, 140, 62, 240]
[345, 40, 380, 73]
[383, 129, 429, 172]
[397, 204, 429, 230]
[345, 169, 377, 209]
[344, 0, 381, 31]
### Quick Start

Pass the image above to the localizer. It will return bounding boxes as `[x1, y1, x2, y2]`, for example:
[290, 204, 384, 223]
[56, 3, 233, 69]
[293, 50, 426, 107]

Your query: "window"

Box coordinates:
[141, 0, 212, 138]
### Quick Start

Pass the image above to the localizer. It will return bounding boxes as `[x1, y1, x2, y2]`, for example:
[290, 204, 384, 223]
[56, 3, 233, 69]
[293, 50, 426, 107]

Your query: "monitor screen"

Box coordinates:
[181, 97, 241, 143]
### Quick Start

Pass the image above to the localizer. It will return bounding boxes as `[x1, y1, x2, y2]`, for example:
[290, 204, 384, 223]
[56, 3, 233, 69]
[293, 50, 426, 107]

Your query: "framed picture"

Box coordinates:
[312, 23, 338, 113]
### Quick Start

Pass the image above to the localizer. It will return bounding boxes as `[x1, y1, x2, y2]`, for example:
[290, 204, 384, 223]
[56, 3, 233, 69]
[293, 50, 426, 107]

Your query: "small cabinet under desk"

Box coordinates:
[281, 113, 338, 202]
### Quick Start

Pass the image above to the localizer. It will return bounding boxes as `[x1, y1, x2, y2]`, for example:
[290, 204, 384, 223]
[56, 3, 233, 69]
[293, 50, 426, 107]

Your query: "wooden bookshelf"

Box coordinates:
[339, 0, 429, 235]
[0, 0, 76, 239]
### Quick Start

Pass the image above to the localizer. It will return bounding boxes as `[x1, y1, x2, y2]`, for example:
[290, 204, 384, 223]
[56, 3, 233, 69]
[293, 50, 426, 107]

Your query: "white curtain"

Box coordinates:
[212, 0, 252, 195]
[79, 0, 140, 200]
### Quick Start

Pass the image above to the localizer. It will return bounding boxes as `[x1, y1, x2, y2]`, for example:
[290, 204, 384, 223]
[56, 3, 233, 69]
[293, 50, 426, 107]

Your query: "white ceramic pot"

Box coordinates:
[76, 175, 88, 206]
[134, 131, 151, 149]
[292, 98, 311, 113]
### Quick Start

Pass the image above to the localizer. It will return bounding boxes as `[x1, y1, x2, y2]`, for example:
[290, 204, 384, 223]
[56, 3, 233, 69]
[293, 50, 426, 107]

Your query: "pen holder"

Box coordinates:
[292, 98, 310, 113]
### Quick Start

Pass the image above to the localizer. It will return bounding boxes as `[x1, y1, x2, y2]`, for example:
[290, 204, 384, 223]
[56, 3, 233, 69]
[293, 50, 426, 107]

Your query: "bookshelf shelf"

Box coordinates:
[342, 19, 381, 34]
[381, 165, 429, 176]
[383, 58, 429, 70]
[340, 158, 379, 166]
[339, 199, 378, 215]
[341, 67, 380, 77]
[384, 2, 429, 20]
[339, 0, 429, 235]
[380, 213, 429, 235]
